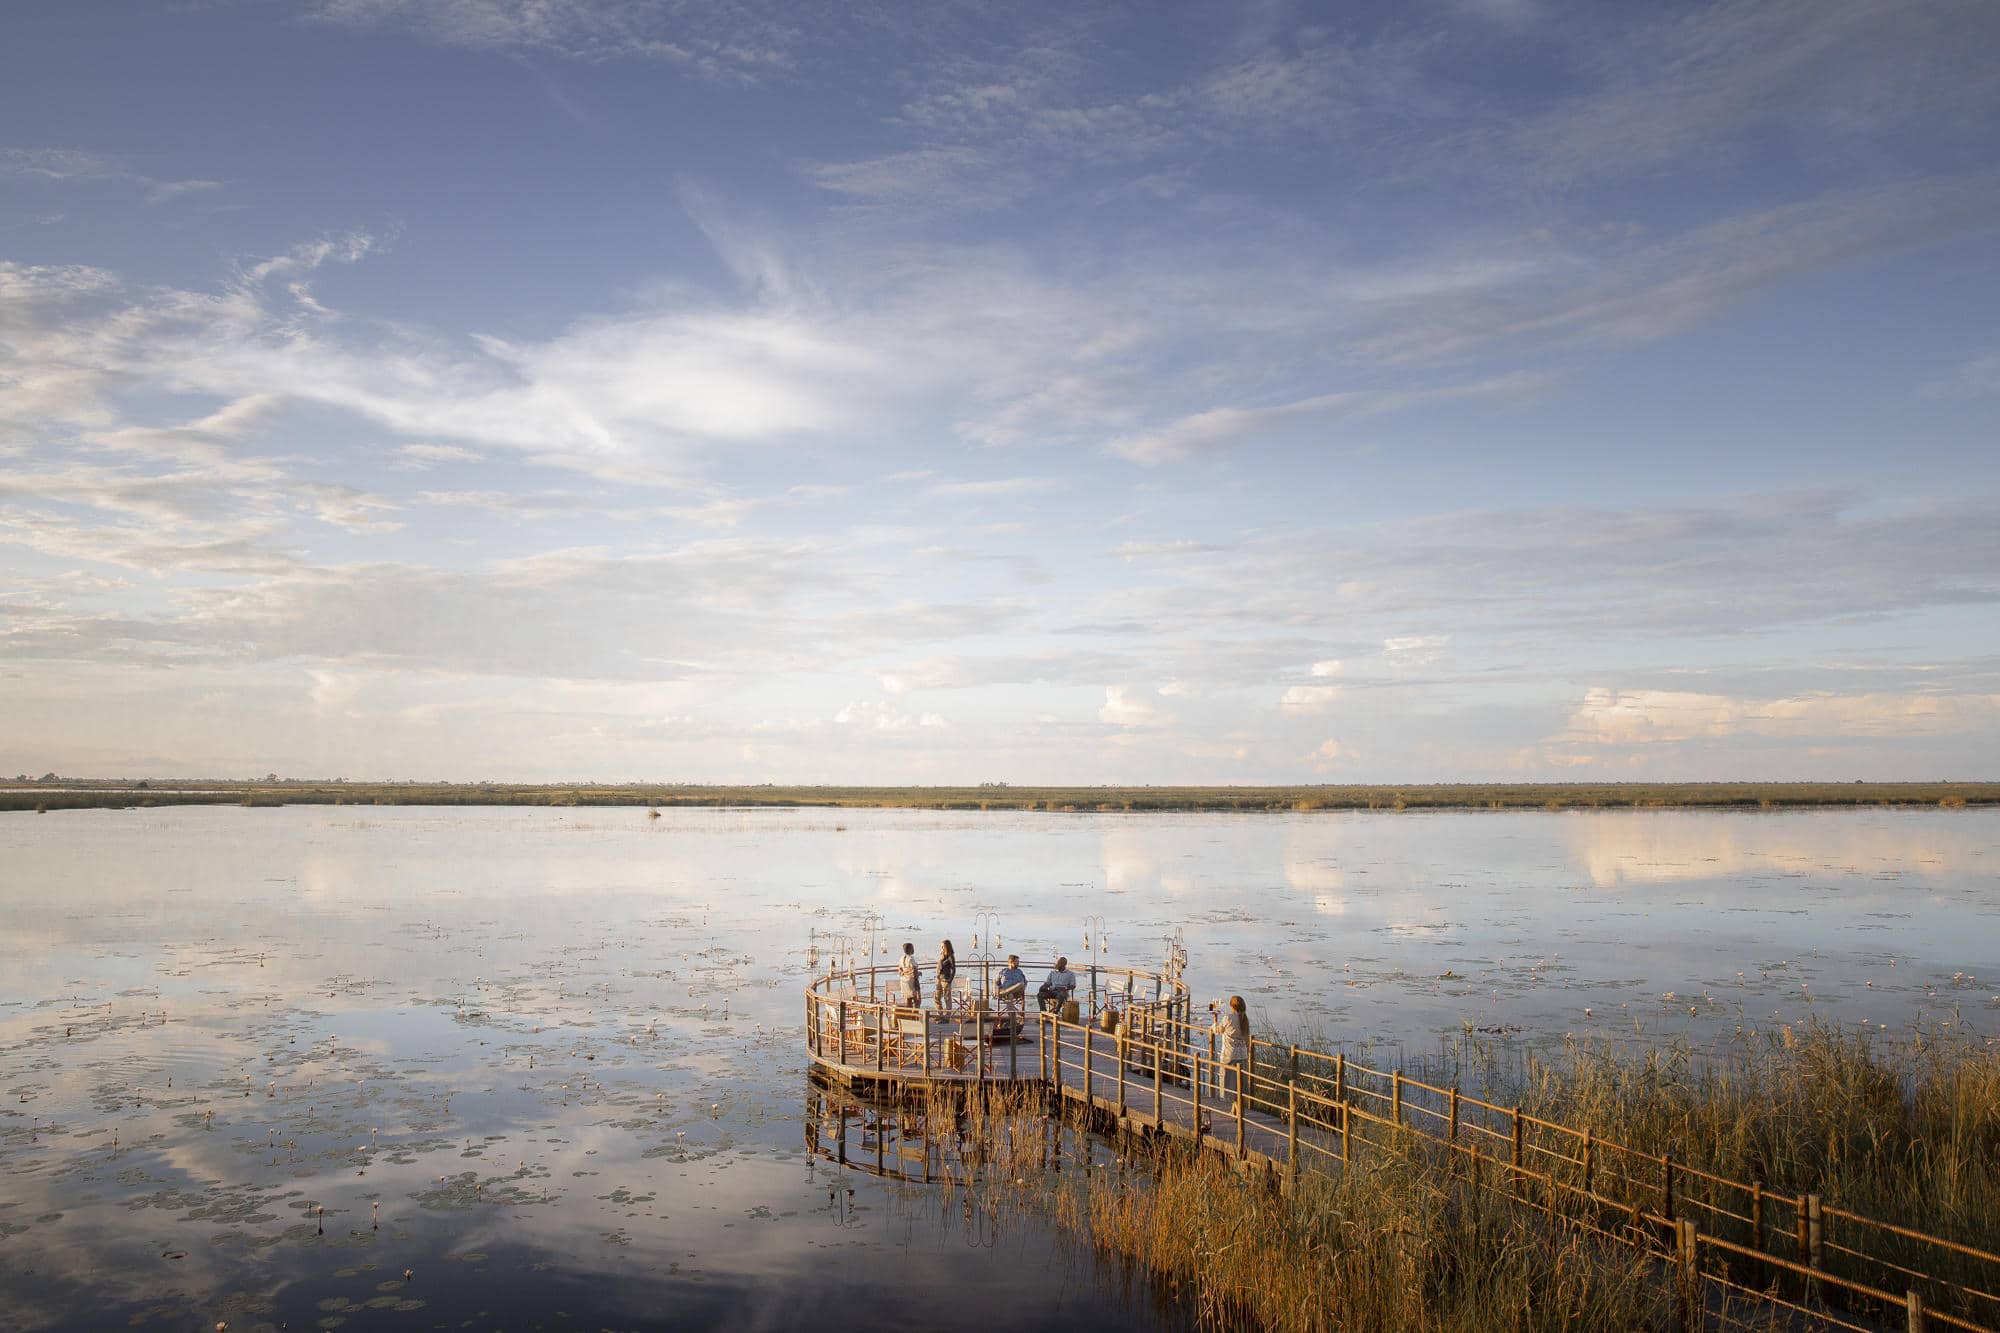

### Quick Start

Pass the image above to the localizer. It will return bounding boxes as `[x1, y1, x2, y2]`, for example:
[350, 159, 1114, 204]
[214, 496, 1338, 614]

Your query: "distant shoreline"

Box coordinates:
[4, 779, 1995, 814]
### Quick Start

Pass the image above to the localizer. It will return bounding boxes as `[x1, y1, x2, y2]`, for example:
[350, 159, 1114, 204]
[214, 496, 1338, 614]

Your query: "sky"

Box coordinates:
[2, 0, 1998, 784]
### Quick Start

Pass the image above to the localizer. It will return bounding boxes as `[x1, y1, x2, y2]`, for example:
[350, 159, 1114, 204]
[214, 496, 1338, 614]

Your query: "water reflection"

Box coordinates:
[0, 804, 1994, 1330]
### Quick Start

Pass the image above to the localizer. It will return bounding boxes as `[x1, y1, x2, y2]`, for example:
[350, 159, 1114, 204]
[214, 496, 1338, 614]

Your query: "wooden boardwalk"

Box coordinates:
[806, 960, 2000, 1332]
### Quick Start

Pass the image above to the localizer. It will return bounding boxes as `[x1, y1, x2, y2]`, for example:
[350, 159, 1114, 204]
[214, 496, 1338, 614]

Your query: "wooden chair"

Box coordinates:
[881, 1010, 928, 1069]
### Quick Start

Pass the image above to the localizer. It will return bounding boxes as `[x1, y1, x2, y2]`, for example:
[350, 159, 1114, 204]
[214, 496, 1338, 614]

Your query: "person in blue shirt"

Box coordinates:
[995, 955, 1027, 1008]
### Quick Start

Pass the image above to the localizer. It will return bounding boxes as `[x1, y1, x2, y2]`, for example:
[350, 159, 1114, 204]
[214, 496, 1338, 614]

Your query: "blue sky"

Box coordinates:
[3, 0, 1998, 782]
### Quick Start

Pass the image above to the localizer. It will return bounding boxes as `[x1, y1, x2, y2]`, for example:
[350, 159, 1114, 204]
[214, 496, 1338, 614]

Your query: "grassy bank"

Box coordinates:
[6, 778, 1997, 814]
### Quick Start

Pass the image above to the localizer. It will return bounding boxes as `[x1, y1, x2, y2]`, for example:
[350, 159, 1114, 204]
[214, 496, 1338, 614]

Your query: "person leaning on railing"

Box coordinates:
[1211, 995, 1250, 1106]
[1037, 956, 1077, 1012]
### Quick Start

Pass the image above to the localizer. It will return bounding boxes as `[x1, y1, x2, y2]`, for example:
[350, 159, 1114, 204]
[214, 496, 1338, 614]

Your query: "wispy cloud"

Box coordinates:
[1108, 374, 1547, 464]
[307, 0, 813, 80]
[2, 146, 222, 205]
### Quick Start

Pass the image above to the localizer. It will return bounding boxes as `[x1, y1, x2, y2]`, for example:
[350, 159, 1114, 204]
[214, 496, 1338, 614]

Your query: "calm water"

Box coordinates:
[1, 805, 1996, 1332]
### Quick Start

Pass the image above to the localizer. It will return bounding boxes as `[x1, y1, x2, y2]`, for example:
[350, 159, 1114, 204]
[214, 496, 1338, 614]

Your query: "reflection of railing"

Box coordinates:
[1039, 1008, 2000, 1333]
[805, 959, 1190, 1083]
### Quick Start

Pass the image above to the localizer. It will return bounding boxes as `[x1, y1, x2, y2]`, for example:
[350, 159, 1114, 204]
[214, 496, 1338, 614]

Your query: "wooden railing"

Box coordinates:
[805, 958, 1189, 1084]
[1039, 1009, 2000, 1333]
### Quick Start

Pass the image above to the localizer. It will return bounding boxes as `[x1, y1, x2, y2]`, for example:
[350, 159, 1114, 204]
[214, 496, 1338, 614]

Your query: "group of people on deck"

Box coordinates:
[893, 940, 1076, 1014]
[885, 938, 1253, 1106]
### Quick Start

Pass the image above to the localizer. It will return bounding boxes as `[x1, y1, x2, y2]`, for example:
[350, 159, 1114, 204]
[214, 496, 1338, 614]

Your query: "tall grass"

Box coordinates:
[1052, 1141, 1677, 1332]
[839, 1022, 2000, 1331]
[1518, 1020, 2000, 1310]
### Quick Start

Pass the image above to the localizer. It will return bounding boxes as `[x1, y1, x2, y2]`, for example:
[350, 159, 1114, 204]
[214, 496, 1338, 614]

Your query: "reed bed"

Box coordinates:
[1518, 1021, 2000, 1315]
[840, 1021, 2000, 1331]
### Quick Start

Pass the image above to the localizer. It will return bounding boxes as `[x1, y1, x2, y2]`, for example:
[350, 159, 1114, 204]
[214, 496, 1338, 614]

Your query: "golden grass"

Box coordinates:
[863, 1023, 2000, 1331]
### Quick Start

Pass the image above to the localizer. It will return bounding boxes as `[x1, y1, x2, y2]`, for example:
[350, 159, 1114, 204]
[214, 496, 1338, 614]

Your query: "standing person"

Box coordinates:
[1212, 995, 1251, 1107]
[897, 942, 921, 1008]
[935, 939, 957, 1011]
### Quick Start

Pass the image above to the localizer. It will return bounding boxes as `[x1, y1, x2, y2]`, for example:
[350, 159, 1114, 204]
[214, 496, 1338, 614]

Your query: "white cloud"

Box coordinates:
[1559, 686, 2000, 747]
[1310, 659, 1343, 677]
[1308, 738, 1345, 772]
[832, 700, 948, 731]
[1099, 684, 1168, 728]
[1384, 635, 1448, 664]
[1280, 684, 1343, 715]
[393, 443, 485, 469]
[925, 476, 1061, 499]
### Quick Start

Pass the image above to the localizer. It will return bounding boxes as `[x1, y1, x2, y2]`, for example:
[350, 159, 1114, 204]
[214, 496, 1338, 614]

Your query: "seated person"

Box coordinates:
[995, 955, 1028, 1008]
[1036, 956, 1078, 1012]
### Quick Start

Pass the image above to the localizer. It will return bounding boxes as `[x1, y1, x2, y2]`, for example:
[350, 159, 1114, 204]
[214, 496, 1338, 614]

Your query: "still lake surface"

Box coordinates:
[1, 805, 1996, 1331]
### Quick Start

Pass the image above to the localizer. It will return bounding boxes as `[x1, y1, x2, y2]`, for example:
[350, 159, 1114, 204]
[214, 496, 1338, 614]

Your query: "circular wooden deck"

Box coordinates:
[805, 957, 1190, 1088]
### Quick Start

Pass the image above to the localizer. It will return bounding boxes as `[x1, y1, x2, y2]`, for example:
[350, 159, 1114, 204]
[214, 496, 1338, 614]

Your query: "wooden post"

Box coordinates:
[1289, 1043, 1299, 1085]
[1154, 1025, 1163, 1121]
[1807, 1194, 1823, 1270]
[1908, 1289, 1925, 1333]
[1009, 1009, 1018, 1080]
[1392, 1070, 1403, 1131]
[1340, 1098, 1352, 1164]
[1235, 1067, 1246, 1158]
[976, 1008, 985, 1083]
[1192, 1044, 1203, 1138]
[1676, 1220, 1699, 1333]
[836, 1000, 847, 1066]
[1750, 1181, 1763, 1252]
[1582, 1129, 1594, 1197]
[807, 994, 816, 1057]
[1795, 1195, 1809, 1264]
[1287, 1083, 1299, 1184]
[1335, 1053, 1345, 1107]
[1207, 1031, 1217, 1101]
[1084, 1019, 1094, 1104]
[1512, 1107, 1524, 1183]
[922, 1009, 932, 1077]
[1050, 1015, 1060, 1096]
[1449, 1087, 1460, 1146]
[1117, 1026, 1127, 1115]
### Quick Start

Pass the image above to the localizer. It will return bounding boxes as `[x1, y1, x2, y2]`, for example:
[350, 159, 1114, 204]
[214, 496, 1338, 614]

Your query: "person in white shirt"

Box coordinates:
[896, 941, 921, 1008]
[1037, 956, 1077, 1012]
[1211, 994, 1251, 1106]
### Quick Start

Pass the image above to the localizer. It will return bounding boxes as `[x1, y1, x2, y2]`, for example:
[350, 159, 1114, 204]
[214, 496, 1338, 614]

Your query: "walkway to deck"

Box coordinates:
[804, 957, 2000, 1332]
